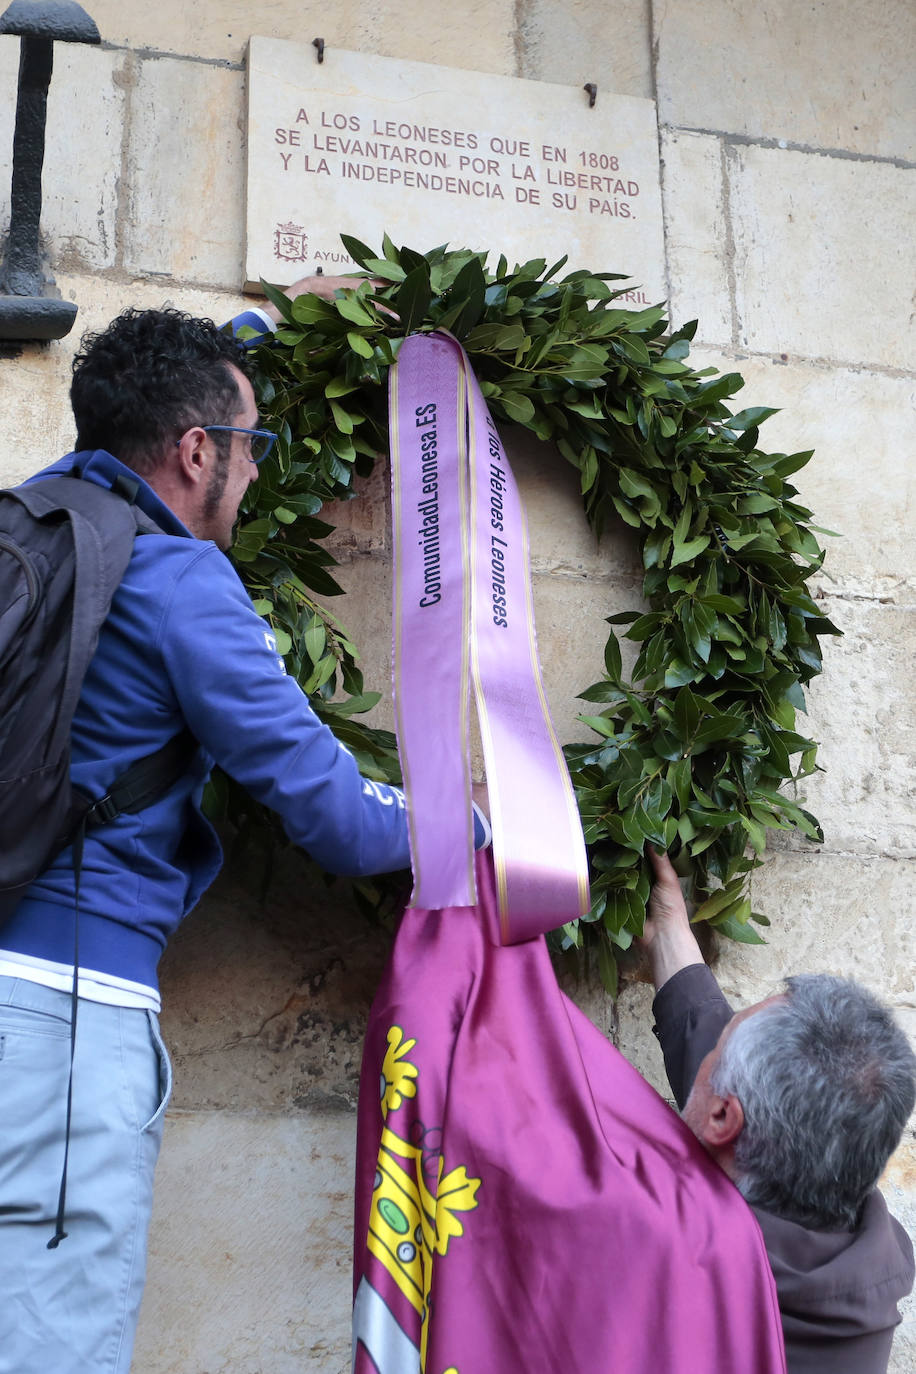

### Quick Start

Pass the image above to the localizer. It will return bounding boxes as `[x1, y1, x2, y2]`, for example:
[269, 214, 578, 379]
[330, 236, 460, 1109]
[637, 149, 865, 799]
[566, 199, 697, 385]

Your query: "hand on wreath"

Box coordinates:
[262, 272, 383, 322]
[640, 847, 704, 992]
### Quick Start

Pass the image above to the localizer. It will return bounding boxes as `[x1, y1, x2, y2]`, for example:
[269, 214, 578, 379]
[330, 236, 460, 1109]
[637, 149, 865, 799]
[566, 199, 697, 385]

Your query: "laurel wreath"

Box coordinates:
[215, 237, 839, 994]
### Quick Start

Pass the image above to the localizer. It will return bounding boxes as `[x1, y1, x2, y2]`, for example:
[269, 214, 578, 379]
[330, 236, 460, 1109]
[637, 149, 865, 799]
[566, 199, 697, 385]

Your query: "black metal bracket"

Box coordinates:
[0, 1, 100, 342]
[313, 36, 324, 64]
[583, 82, 597, 108]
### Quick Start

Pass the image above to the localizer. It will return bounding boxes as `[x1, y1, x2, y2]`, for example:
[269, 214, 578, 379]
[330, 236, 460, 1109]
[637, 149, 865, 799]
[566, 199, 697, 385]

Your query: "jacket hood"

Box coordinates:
[755, 1190, 914, 1369]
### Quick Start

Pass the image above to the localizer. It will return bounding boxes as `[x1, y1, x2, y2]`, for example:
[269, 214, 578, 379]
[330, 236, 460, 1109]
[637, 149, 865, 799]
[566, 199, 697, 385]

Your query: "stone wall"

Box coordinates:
[0, 3, 912, 1370]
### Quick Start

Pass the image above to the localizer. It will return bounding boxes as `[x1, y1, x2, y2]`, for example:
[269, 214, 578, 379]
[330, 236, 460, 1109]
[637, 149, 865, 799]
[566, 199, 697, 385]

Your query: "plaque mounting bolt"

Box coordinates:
[583, 82, 597, 108]
[313, 36, 325, 64]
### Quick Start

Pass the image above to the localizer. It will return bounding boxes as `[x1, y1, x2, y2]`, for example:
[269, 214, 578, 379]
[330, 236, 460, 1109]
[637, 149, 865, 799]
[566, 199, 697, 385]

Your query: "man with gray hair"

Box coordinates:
[643, 849, 915, 1373]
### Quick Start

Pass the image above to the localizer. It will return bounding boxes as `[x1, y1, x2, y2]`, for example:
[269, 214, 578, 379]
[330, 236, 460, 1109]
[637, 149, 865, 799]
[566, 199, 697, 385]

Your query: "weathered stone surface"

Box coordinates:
[799, 599, 916, 858]
[660, 128, 732, 345]
[516, 0, 652, 98]
[124, 59, 246, 284]
[0, 339, 79, 481]
[133, 1111, 354, 1374]
[322, 461, 388, 559]
[654, 0, 916, 160]
[727, 146, 916, 369]
[702, 851, 909, 1010]
[79, 0, 516, 73]
[689, 350, 916, 597]
[508, 428, 643, 582]
[0, 43, 123, 273]
[615, 980, 669, 1097]
[528, 564, 641, 747]
[159, 848, 394, 1111]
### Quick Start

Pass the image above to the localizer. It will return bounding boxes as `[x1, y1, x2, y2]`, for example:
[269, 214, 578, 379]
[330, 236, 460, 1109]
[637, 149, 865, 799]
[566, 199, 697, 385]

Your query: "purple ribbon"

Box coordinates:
[390, 334, 475, 910]
[390, 332, 589, 940]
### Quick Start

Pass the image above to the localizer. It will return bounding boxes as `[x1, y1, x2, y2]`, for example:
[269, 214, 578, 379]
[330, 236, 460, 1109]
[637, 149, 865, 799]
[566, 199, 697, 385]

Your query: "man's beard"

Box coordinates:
[202, 452, 230, 519]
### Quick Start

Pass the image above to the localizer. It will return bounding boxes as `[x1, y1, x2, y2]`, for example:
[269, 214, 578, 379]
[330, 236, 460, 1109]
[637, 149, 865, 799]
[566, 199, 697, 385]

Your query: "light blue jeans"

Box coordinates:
[0, 975, 171, 1374]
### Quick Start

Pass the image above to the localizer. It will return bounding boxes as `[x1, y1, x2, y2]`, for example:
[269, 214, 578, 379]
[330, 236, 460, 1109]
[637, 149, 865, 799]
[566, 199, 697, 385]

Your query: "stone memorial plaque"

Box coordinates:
[246, 39, 665, 304]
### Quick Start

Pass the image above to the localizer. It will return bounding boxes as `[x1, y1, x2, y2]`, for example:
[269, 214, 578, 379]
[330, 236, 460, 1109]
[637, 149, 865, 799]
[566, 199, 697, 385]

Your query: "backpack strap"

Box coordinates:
[80, 729, 198, 828]
[110, 472, 167, 537]
[10, 474, 175, 771]
[11, 478, 140, 762]
[47, 728, 199, 1249]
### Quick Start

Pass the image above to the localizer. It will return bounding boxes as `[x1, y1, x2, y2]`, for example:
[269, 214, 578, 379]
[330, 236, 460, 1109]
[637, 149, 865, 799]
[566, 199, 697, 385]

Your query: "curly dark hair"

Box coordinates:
[70, 307, 251, 474]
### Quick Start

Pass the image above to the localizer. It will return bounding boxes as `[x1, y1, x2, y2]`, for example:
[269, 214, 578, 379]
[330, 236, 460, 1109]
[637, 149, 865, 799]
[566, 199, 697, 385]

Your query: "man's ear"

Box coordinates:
[175, 428, 209, 486]
[702, 1093, 744, 1150]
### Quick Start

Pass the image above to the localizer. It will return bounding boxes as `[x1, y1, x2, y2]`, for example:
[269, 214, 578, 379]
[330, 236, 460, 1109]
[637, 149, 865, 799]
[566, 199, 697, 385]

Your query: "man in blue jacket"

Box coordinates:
[0, 285, 484, 1374]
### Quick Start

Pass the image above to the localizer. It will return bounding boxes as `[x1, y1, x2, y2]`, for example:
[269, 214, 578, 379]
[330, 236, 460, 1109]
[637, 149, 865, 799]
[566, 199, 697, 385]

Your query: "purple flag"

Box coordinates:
[353, 853, 786, 1373]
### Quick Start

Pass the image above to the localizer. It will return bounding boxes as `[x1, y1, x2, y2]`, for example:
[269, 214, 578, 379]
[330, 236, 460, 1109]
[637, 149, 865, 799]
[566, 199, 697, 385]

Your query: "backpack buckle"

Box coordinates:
[86, 793, 120, 826]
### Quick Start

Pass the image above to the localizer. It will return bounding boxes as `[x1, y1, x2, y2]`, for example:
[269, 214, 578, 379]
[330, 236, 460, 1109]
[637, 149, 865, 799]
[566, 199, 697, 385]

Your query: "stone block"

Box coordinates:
[158, 850, 393, 1111]
[0, 343, 78, 483]
[80, 0, 516, 73]
[654, 0, 916, 161]
[322, 460, 389, 559]
[529, 562, 641, 746]
[0, 43, 123, 273]
[507, 427, 643, 582]
[688, 348, 916, 598]
[798, 600, 916, 858]
[124, 58, 246, 286]
[313, 554, 396, 737]
[727, 145, 915, 370]
[718, 851, 912, 1010]
[659, 128, 732, 344]
[613, 979, 671, 1099]
[516, 0, 653, 98]
[133, 1111, 354, 1373]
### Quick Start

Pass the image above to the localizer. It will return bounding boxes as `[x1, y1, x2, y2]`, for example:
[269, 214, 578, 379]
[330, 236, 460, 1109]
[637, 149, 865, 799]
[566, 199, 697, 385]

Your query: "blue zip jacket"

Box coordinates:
[3, 448, 412, 992]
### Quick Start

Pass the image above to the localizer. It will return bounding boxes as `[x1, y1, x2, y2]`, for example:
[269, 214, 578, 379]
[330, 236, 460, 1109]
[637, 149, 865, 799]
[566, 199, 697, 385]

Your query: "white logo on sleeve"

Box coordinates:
[264, 631, 287, 675]
[361, 780, 406, 809]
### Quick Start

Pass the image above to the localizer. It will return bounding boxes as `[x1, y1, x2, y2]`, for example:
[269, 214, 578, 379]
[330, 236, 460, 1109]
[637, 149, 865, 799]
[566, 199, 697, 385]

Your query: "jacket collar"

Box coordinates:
[41, 449, 194, 540]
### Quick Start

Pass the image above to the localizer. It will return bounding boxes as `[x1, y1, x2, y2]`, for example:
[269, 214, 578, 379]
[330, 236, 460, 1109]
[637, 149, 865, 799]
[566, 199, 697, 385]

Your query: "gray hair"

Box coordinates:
[710, 974, 916, 1230]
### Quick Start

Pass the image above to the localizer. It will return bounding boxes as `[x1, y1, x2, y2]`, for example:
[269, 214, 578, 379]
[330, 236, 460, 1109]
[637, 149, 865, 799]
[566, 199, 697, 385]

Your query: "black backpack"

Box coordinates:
[0, 472, 195, 921]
